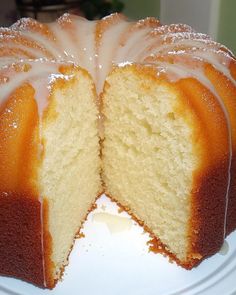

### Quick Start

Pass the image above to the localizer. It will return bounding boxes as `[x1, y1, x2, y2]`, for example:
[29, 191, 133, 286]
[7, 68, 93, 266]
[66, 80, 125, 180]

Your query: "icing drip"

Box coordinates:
[0, 13, 235, 279]
[219, 240, 229, 255]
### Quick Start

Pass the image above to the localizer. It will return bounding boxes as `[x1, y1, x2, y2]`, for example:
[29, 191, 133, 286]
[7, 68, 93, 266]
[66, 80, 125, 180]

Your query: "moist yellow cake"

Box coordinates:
[0, 13, 235, 288]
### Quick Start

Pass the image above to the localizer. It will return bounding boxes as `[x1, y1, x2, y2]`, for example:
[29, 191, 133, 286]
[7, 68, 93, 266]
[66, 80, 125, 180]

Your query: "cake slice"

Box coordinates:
[102, 64, 230, 268]
[0, 64, 101, 287]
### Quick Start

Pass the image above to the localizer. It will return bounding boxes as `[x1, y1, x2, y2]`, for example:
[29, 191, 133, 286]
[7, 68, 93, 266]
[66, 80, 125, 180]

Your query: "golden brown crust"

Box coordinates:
[0, 83, 39, 193]
[189, 163, 228, 261]
[43, 199, 54, 288]
[0, 85, 46, 286]
[226, 158, 236, 234]
[230, 60, 236, 81]
[0, 193, 45, 286]
[175, 76, 230, 262]
[204, 63, 236, 235]
[0, 84, 52, 288]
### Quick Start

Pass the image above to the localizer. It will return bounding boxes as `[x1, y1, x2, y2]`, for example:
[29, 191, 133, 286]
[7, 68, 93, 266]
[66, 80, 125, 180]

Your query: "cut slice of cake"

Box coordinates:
[102, 64, 230, 268]
[0, 64, 101, 287]
[39, 65, 102, 286]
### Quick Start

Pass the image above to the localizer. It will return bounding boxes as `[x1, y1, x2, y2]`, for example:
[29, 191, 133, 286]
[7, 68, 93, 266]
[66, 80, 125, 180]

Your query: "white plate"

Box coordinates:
[0, 194, 235, 295]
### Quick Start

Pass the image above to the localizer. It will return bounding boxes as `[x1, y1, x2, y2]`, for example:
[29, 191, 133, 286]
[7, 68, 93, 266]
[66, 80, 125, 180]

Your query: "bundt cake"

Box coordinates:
[0, 13, 236, 289]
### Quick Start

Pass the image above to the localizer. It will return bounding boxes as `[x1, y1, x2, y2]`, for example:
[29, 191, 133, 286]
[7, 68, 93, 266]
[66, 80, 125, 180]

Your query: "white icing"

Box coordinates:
[219, 240, 229, 255]
[92, 212, 132, 234]
[96, 20, 129, 93]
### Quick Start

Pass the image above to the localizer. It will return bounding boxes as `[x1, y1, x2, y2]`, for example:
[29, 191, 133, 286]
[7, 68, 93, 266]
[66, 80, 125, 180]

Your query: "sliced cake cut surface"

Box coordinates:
[39, 66, 102, 286]
[102, 65, 230, 268]
[0, 64, 101, 288]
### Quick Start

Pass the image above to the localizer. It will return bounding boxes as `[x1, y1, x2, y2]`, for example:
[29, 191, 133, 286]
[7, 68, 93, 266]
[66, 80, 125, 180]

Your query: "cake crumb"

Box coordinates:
[76, 232, 85, 239]
[91, 203, 98, 210]
[118, 207, 124, 213]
